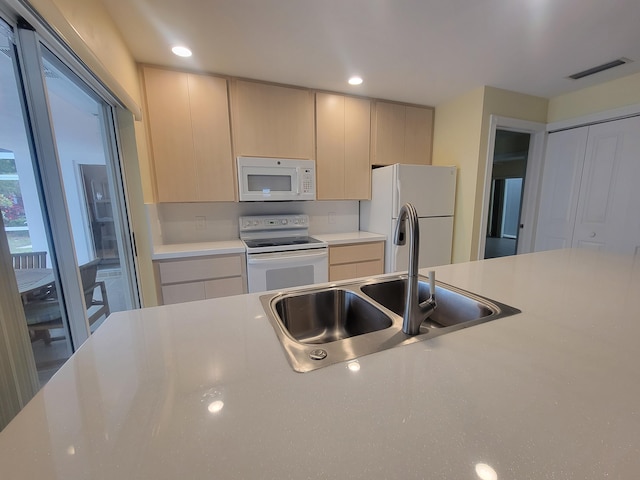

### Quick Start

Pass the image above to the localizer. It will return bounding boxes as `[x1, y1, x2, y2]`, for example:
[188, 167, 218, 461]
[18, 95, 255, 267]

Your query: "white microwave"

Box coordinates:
[237, 157, 316, 201]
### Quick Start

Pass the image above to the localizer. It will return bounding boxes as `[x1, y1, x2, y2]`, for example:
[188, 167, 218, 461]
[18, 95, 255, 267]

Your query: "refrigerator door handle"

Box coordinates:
[395, 176, 401, 216]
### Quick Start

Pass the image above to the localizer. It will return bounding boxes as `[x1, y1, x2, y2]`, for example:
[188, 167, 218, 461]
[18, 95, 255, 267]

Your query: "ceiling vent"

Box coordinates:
[568, 58, 631, 80]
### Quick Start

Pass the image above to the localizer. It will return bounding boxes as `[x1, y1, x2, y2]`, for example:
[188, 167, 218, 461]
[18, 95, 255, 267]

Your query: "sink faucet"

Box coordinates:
[394, 203, 437, 335]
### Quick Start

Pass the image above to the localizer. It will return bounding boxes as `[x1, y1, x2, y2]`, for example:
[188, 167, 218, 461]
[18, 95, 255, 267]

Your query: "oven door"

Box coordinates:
[246, 248, 328, 293]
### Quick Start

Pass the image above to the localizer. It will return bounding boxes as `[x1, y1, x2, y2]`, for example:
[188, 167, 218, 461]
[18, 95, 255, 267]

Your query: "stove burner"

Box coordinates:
[243, 235, 324, 250]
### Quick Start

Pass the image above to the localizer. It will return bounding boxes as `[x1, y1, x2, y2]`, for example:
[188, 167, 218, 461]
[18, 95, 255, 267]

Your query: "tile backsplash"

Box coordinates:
[147, 201, 359, 245]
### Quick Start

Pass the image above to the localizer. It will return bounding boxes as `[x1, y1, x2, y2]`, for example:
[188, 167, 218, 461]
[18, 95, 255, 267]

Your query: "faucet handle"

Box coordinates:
[429, 270, 436, 299]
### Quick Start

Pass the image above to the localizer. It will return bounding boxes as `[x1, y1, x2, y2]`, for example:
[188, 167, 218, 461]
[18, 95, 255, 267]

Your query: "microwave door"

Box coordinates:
[248, 172, 292, 196]
[236, 157, 316, 201]
[243, 168, 295, 200]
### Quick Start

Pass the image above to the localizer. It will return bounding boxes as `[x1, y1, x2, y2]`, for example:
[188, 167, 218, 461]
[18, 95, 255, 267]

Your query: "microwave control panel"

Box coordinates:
[301, 168, 314, 194]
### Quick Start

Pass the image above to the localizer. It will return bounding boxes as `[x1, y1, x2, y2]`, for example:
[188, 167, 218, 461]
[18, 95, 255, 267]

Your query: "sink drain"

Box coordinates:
[309, 349, 327, 361]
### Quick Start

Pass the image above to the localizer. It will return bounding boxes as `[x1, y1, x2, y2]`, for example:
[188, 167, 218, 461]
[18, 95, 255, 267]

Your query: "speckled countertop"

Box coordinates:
[151, 240, 246, 260]
[2, 249, 639, 479]
[151, 232, 385, 260]
[313, 231, 386, 245]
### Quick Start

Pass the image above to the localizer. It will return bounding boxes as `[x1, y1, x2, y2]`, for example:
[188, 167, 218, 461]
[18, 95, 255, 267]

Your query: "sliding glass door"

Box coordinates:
[0, 20, 70, 383]
[0, 12, 139, 390]
[40, 48, 137, 331]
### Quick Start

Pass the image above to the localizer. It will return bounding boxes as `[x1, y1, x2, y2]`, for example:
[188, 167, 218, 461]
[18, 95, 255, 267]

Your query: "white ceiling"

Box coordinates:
[101, 0, 640, 106]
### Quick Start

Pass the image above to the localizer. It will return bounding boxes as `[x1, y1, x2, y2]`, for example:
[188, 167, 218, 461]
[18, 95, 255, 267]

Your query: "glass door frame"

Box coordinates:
[8, 12, 140, 350]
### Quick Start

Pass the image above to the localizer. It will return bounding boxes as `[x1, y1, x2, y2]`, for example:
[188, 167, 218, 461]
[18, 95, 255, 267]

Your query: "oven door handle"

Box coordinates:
[247, 249, 328, 264]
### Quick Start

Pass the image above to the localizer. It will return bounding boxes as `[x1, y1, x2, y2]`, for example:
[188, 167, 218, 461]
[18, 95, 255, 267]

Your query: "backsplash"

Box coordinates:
[147, 201, 360, 245]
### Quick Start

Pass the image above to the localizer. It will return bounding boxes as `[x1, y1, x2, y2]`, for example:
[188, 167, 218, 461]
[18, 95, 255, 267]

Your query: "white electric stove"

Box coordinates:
[240, 215, 328, 293]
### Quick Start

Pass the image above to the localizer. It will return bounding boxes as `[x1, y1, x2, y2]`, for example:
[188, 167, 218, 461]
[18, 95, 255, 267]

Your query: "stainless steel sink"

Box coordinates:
[360, 278, 495, 329]
[274, 288, 393, 344]
[261, 274, 520, 372]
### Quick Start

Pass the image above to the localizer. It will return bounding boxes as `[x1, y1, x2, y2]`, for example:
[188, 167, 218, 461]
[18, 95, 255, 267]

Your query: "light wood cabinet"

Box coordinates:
[142, 66, 235, 202]
[316, 93, 371, 200]
[230, 79, 315, 159]
[370, 100, 434, 166]
[329, 241, 384, 282]
[154, 254, 247, 305]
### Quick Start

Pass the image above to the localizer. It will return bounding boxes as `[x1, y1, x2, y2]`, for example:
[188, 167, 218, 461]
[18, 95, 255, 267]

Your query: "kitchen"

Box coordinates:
[2, 0, 640, 477]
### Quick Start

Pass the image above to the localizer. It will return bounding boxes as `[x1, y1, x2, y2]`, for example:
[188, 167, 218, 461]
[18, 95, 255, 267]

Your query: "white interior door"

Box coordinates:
[571, 117, 640, 254]
[534, 127, 588, 251]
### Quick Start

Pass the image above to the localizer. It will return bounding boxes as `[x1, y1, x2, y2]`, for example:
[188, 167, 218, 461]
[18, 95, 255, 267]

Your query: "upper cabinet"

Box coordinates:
[315, 93, 371, 200]
[142, 66, 235, 202]
[370, 100, 434, 166]
[142, 67, 436, 203]
[230, 80, 315, 159]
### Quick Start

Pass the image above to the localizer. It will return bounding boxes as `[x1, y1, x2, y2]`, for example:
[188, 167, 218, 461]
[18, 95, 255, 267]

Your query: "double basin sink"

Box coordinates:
[260, 274, 520, 372]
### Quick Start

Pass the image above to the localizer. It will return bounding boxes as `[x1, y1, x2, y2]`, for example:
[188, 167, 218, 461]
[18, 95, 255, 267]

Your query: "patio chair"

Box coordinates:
[12, 251, 47, 269]
[24, 258, 110, 345]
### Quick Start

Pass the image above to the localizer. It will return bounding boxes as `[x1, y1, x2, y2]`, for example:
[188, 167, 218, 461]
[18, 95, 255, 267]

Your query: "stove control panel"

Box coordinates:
[240, 214, 309, 232]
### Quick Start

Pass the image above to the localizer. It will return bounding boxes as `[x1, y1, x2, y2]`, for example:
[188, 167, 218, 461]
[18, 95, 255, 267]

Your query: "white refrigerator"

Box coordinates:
[359, 164, 457, 273]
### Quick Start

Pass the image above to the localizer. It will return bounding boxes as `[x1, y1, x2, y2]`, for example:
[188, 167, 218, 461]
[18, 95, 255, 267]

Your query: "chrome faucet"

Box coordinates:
[394, 203, 437, 335]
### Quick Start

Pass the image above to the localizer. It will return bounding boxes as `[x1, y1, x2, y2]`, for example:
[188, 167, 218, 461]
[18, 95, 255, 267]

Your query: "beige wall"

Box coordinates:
[28, 0, 158, 305]
[548, 71, 640, 123]
[433, 86, 548, 263]
[473, 87, 548, 258]
[432, 87, 485, 263]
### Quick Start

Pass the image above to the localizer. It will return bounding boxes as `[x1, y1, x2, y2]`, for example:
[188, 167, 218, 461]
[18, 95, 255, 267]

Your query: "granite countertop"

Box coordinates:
[2, 249, 639, 479]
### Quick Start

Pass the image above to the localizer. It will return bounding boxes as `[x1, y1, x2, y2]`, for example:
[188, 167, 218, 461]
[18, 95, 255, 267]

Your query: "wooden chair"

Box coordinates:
[78, 259, 111, 326]
[24, 258, 111, 345]
[12, 251, 47, 269]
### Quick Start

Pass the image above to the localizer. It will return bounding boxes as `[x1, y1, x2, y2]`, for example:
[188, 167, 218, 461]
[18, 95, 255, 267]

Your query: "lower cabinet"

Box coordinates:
[154, 253, 247, 305]
[329, 241, 384, 282]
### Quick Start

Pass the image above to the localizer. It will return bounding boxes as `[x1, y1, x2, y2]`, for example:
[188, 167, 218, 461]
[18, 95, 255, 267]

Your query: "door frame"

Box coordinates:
[478, 115, 547, 259]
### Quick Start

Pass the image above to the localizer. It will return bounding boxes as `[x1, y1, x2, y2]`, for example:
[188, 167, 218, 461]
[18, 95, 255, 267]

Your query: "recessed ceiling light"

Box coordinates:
[172, 46, 192, 57]
[348, 76, 363, 86]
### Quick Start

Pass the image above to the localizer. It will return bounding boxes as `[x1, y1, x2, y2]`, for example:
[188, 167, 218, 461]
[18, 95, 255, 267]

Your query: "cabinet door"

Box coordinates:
[534, 127, 588, 252]
[204, 277, 246, 299]
[344, 96, 371, 199]
[371, 101, 434, 166]
[328, 242, 384, 281]
[316, 93, 371, 199]
[162, 282, 206, 305]
[143, 67, 196, 202]
[143, 67, 234, 202]
[571, 117, 640, 254]
[371, 101, 405, 166]
[188, 74, 235, 201]
[404, 105, 433, 165]
[230, 80, 314, 159]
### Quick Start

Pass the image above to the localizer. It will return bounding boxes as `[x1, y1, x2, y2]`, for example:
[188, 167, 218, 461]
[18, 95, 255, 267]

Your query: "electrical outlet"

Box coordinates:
[195, 216, 206, 230]
[328, 212, 336, 224]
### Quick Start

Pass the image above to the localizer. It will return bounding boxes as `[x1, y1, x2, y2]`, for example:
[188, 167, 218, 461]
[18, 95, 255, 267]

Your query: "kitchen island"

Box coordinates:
[1, 249, 639, 479]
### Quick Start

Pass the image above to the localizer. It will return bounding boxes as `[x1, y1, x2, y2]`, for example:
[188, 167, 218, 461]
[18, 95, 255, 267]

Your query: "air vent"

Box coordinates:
[568, 58, 631, 80]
